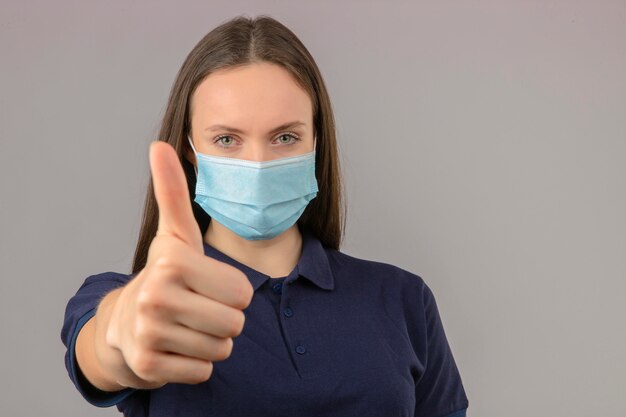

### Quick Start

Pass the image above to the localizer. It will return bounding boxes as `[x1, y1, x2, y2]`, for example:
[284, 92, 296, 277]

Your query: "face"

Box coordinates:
[188, 61, 315, 164]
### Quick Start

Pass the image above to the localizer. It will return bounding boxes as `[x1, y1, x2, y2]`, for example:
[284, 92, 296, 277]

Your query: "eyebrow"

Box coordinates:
[205, 121, 307, 135]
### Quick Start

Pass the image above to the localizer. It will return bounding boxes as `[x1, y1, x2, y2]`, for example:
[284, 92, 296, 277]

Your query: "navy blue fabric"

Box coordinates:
[61, 230, 469, 416]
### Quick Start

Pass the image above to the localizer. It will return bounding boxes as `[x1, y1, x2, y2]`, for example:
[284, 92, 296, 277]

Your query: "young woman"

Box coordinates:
[61, 15, 469, 417]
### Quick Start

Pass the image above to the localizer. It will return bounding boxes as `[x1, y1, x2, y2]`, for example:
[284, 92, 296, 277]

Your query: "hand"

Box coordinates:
[104, 141, 254, 389]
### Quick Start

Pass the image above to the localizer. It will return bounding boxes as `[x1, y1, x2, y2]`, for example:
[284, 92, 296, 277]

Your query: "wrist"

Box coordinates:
[93, 287, 131, 391]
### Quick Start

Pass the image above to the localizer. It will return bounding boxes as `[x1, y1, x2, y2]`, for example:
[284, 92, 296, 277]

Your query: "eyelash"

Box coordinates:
[213, 132, 301, 148]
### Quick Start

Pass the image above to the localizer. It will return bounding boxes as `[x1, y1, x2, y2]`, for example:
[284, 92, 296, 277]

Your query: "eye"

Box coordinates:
[273, 133, 300, 145]
[214, 135, 237, 148]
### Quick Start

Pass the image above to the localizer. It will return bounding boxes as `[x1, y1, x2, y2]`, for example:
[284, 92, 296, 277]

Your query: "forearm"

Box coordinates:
[75, 287, 135, 392]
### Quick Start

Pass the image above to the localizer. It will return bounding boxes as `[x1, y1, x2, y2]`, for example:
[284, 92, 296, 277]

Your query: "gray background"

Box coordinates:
[1, 1, 625, 416]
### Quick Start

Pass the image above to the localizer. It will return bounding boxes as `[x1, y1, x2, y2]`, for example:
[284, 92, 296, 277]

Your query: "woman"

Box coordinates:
[61, 14, 469, 417]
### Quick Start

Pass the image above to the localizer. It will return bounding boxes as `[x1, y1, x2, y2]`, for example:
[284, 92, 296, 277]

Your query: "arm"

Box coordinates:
[413, 283, 469, 417]
[61, 273, 137, 407]
[74, 280, 170, 399]
[75, 287, 132, 392]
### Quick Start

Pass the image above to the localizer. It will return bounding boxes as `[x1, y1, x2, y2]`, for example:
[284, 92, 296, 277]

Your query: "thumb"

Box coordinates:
[149, 141, 203, 253]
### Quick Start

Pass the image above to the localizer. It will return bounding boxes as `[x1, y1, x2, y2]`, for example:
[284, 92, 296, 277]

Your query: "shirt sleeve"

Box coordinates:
[60, 271, 138, 407]
[413, 282, 469, 417]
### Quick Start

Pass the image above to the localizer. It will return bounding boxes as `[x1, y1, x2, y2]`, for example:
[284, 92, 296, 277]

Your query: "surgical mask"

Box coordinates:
[187, 135, 318, 240]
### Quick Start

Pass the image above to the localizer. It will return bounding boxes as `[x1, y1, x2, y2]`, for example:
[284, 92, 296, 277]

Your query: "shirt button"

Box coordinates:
[283, 307, 294, 318]
[295, 345, 306, 354]
[272, 282, 283, 294]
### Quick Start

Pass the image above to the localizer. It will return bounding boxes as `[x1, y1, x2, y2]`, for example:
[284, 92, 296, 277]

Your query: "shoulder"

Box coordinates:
[64, 271, 135, 311]
[326, 246, 424, 282]
[323, 247, 450, 364]
[65, 271, 136, 308]
[77, 271, 135, 290]
[324, 247, 432, 302]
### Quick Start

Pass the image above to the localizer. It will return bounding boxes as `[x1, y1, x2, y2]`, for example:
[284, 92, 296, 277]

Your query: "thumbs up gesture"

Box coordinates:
[104, 141, 254, 389]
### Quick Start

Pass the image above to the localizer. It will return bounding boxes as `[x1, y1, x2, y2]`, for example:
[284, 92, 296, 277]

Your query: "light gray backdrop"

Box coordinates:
[1, 1, 625, 416]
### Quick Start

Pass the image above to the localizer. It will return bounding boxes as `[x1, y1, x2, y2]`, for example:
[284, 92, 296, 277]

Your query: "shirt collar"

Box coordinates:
[202, 230, 335, 292]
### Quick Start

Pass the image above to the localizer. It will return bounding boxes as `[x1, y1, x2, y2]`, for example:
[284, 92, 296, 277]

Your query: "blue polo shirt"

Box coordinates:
[61, 230, 469, 416]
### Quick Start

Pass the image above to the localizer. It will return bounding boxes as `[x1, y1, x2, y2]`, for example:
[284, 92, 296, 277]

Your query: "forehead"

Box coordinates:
[191, 62, 312, 125]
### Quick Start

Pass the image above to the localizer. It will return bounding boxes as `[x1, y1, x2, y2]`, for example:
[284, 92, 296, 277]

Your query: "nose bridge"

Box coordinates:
[245, 139, 270, 162]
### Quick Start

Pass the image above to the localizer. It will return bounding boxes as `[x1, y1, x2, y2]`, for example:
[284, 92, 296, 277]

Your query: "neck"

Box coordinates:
[204, 220, 303, 278]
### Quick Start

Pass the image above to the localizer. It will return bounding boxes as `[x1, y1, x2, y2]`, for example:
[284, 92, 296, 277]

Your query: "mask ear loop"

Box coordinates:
[187, 135, 199, 177]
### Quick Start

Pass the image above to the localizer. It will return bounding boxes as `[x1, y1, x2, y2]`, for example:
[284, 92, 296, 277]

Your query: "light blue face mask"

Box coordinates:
[187, 135, 319, 241]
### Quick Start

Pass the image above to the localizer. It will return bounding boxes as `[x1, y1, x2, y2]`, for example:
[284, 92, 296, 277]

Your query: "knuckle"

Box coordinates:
[136, 286, 168, 314]
[153, 255, 183, 281]
[136, 292, 154, 314]
[133, 317, 161, 348]
[104, 325, 117, 348]
[131, 349, 159, 379]
[191, 362, 213, 383]
[154, 254, 176, 270]
[232, 279, 254, 309]
[226, 311, 245, 337]
[133, 317, 147, 339]
[214, 338, 233, 361]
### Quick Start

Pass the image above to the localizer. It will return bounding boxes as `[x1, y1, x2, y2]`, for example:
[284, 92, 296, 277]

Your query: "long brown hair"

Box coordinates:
[131, 15, 346, 274]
